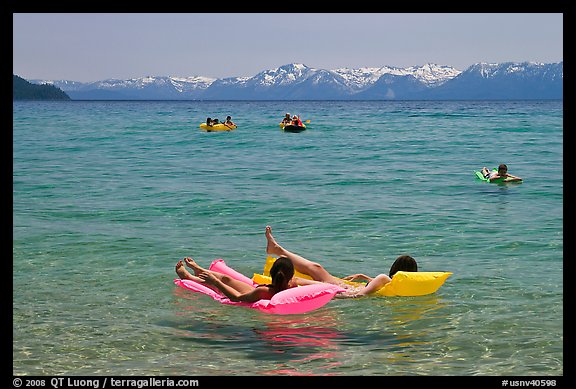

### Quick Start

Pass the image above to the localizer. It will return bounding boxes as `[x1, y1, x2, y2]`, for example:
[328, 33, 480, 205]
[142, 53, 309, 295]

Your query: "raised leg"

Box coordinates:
[265, 225, 342, 284]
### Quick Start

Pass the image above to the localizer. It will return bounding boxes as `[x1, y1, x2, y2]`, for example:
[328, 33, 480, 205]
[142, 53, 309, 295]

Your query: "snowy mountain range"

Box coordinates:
[29, 62, 563, 100]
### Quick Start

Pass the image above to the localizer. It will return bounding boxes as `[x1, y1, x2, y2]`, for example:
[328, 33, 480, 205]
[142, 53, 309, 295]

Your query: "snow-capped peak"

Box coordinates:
[25, 61, 561, 100]
[255, 63, 314, 86]
[333, 63, 461, 89]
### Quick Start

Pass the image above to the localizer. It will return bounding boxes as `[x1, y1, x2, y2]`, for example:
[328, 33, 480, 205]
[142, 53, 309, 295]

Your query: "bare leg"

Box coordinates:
[183, 257, 206, 276]
[265, 225, 342, 284]
[175, 260, 202, 282]
[176, 260, 223, 294]
[184, 257, 255, 294]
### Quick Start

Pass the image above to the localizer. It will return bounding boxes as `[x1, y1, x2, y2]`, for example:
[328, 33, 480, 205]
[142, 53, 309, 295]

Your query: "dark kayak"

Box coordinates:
[280, 123, 306, 133]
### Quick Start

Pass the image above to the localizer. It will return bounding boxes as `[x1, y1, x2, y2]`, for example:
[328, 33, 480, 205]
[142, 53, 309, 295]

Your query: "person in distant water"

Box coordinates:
[481, 164, 522, 182]
[206, 117, 220, 126]
[291, 115, 303, 127]
[175, 256, 295, 303]
[282, 113, 292, 124]
[264, 225, 418, 298]
[224, 116, 236, 127]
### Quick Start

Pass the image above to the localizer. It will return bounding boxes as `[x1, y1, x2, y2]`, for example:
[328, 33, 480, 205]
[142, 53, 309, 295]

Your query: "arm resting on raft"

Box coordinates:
[341, 273, 373, 282]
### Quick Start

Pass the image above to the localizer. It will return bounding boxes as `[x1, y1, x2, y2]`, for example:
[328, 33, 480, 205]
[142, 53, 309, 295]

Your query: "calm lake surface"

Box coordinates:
[13, 100, 563, 376]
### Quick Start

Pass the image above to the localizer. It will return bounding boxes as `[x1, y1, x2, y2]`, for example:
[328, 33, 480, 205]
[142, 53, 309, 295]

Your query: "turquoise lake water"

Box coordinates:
[13, 100, 563, 376]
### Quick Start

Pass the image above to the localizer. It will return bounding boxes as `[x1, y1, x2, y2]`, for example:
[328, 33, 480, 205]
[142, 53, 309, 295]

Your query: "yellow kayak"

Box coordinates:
[200, 123, 237, 132]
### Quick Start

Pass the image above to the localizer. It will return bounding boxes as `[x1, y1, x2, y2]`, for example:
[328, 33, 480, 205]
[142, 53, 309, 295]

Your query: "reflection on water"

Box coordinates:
[373, 294, 447, 322]
[169, 285, 454, 375]
[13, 100, 563, 375]
[253, 312, 345, 376]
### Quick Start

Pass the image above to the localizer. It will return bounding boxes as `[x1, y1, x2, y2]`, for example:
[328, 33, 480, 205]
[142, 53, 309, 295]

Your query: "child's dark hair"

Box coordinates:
[389, 255, 418, 277]
[270, 256, 294, 291]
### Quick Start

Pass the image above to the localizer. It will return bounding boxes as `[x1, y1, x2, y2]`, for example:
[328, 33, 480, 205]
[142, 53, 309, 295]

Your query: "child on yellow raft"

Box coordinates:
[259, 226, 451, 298]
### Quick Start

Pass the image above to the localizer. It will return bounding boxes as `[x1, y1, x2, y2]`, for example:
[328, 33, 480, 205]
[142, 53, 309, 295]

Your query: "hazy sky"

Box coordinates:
[13, 13, 563, 82]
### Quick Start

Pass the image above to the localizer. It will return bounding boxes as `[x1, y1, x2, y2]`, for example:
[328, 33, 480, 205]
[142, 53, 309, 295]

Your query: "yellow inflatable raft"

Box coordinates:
[253, 256, 452, 297]
[200, 123, 237, 132]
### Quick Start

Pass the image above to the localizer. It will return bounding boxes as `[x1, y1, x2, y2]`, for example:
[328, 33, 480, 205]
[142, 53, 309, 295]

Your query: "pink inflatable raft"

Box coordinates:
[174, 259, 345, 315]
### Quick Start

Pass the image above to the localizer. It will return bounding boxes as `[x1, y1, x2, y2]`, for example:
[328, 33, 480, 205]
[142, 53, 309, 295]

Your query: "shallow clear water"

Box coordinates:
[13, 100, 563, 376]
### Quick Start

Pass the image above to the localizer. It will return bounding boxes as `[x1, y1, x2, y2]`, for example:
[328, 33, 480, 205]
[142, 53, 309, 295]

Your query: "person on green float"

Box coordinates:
[481, 164, 522, 182]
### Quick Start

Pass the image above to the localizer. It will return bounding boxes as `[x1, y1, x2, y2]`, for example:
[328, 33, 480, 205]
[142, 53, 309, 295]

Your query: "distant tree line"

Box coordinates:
[13, 75, 71, 100]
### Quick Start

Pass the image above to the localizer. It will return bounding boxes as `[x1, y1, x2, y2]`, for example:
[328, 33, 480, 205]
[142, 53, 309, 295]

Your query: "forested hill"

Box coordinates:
[13, 75, 71, 100]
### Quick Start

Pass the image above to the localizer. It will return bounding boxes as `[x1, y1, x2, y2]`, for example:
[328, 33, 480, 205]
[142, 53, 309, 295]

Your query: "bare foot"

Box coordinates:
[183, 257, 204, 276]
[265, 226, 284, 256]
[175, 260, 195, 280]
